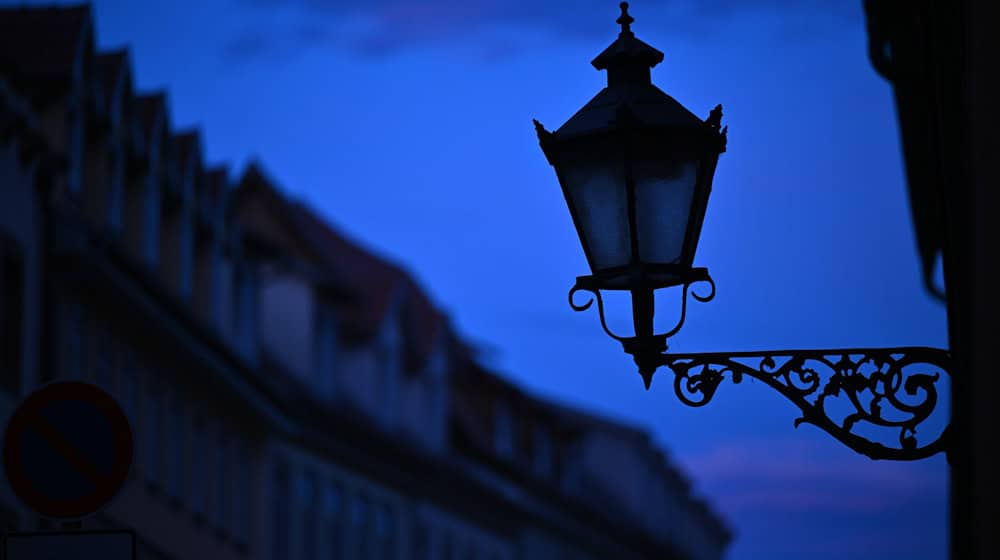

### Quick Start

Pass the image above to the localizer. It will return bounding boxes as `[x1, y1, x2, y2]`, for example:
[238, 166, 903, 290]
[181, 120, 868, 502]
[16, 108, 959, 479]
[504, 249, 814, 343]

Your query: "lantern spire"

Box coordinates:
[617, 2, 635, 37]
[591, 2, 664, 86]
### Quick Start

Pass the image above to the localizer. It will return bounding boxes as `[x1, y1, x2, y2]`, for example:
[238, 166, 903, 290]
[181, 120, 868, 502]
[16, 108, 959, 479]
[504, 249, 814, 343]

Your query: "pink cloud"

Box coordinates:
[680, 437, 946, 514]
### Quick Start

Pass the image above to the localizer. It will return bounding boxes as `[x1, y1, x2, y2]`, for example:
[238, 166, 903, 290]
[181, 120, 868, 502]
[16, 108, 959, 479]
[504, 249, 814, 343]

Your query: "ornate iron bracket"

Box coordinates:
[568, 277, 952, 461]
[663, 347, 951, 461]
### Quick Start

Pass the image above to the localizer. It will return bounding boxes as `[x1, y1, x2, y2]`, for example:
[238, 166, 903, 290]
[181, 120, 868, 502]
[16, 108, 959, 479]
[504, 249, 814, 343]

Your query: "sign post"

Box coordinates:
[3, 529, 135, 560]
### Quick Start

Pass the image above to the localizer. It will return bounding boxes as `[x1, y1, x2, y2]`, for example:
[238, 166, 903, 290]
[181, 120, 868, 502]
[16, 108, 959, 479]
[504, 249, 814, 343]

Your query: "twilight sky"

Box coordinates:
[14, 0, 950, 558]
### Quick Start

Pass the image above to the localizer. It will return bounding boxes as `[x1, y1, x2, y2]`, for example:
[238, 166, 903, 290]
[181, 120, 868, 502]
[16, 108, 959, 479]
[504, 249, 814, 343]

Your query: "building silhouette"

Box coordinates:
[0, 5, 731, 560]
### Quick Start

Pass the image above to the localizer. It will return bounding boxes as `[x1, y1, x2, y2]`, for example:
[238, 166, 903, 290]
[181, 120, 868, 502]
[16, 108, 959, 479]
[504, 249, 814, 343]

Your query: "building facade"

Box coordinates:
[862, 1, 1000, 558]
[0, 5, 731, 560]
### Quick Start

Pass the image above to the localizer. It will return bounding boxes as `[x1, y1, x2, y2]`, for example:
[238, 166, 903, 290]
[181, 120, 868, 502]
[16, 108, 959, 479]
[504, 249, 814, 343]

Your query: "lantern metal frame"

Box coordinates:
[534, 105, 726, 294]
[536, 3, 953, 462]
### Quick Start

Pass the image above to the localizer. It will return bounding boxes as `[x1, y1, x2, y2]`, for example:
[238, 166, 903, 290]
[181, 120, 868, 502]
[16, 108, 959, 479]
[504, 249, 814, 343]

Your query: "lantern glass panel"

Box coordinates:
[559, 141, 630, 272]
[633, 157, 699, 265]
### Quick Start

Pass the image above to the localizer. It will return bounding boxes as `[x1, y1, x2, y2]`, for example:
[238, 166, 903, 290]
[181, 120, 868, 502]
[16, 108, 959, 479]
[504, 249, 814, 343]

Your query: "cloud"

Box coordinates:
[222, 29, 281, 61]
[226, 0, 862, 61]
[682, 438, 944, 514]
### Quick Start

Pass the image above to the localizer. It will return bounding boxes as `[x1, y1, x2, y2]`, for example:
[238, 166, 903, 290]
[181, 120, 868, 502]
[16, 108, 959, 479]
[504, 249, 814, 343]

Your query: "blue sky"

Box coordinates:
[17, 0, 950, 558]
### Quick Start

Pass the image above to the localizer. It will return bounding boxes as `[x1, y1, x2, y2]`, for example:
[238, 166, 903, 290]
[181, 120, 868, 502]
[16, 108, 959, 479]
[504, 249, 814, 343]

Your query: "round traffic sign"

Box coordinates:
[2, 381, 133, 519]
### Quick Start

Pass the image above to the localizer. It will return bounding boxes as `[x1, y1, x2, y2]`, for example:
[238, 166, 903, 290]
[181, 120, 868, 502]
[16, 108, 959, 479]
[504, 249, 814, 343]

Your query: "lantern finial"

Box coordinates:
[617, 2, 634, 36]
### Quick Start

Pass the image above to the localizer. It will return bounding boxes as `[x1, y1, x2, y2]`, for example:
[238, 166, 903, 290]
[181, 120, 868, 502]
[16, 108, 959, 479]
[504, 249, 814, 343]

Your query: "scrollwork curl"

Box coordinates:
[690, 274, 717, 303]
[567, 272, 718, 343]
[567, 284, 627, 342]
[661, 347, 952, 461]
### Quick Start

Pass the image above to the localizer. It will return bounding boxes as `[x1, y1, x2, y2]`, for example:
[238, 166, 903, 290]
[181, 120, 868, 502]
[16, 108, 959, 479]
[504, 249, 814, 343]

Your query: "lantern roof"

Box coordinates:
[550, 3, 709, 140]
[553, 82, 705, 139]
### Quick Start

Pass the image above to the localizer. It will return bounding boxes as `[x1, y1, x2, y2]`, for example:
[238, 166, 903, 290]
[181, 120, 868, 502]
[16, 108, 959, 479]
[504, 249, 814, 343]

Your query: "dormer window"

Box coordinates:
[322, 480, 345, 557]
[194, 237, 221, 328]
[232, 261, 258, 359]
[533, 428, 553, 477]
[177, 210, 194, 298]
[296, 469, 319, 560]
[494, 403, 514, 458]
[424, 349, 449, 449]
[60, 302, 84, 380]
[374, 503, 396, 559]
[376, 318, 400, 426]
[65, 107, 84, 195]
[93, 326, 114, 390]
[214, 429, 230, 531]
[142, 169, 160, 268]
[190, 415, 206, 516]
[270, 459, 290, 559]
[351, 494, 371, 559]
[314, 304, 337, 395]
[106, 149, 124, 233]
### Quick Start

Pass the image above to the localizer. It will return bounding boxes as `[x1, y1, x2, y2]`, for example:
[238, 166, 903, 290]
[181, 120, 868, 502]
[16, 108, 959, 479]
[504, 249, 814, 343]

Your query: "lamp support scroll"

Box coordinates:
[568, 277, 952, 462]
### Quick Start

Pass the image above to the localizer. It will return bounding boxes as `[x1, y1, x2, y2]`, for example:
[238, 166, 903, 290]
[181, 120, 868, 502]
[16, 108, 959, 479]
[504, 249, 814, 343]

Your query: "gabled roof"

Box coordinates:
[0, 75, 62, 174]
[448, 354, 733, 546]
[204, 165, 228, 193]
[0, 5, 91, 89]
[203, 165, 229, 211]
[171, 129, 200, 168]
[233, 162, 449, 370]
[400, 278, 447, 371]
[95, 49, 128, 113]
[135, 91, 167, 140]
[545, 399, 650, 443]
[286, 201, 404, 338]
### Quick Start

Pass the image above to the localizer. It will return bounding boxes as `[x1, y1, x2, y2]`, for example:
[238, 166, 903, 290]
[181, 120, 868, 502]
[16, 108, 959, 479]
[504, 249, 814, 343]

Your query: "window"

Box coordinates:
[351, 494, 371, 559]
[118, 352, 139, 437]
[428, 375, 448, 448]
[313, 305, 337, 395]
[493, 403, 513, 458]
[60, 302, 85, 380]
[271, 459, 290, 560]
[297, 469, 318, 560]
[178, 212, 194, 298]
[145, 380, 162, 486]
[190, 416, 206, 516]
[533, 429, 553, 478]
[118, 351, 145, 476]
[195, 242, 221, 328]
[167, 394, 185, 501]
[215, 430, 229, 531]
[107, 150, 124, 233]
[93, 327, 114, 391]
[66, 108, 83, 194]
[442, 532, 457, 560]
[233, 263, 257, 357]
[411, 521, 429, 560]
[234, 443, 251, 543]
[376, 330, 399, 425]
[373, 503, 395, 560]
[0, 235, 24, 394]
[322, 481, 344, 558]
[143, 172, 160, 267]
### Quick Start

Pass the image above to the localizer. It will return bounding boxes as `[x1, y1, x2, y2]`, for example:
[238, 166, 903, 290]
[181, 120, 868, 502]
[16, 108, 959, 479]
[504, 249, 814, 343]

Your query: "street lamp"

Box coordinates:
[533, 2, 951, 461]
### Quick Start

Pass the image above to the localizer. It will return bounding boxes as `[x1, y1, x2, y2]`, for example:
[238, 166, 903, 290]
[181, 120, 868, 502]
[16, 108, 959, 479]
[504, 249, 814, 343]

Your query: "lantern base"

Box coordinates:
[569, 266, 716, 346]
[573, 265, 712, 292]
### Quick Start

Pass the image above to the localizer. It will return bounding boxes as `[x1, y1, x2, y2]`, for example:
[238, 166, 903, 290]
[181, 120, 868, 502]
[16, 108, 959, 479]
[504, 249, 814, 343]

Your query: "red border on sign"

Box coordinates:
[3, 381, 134, 519]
